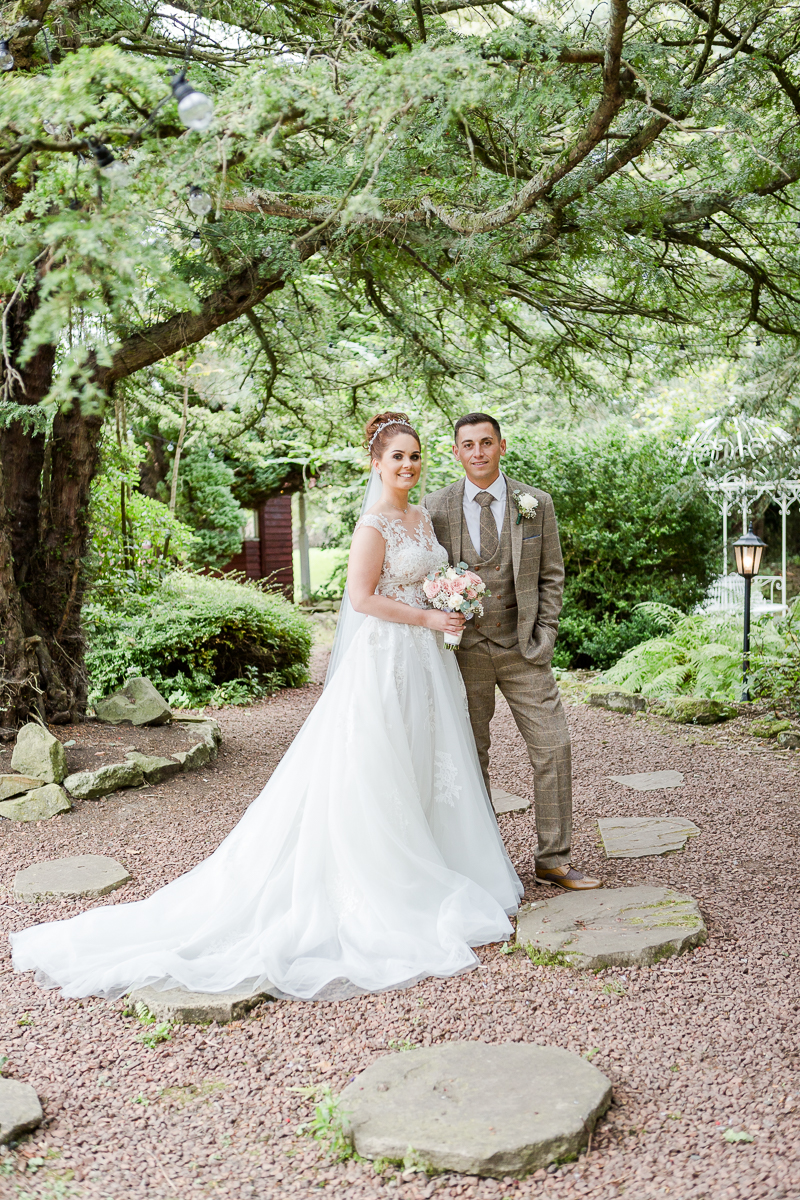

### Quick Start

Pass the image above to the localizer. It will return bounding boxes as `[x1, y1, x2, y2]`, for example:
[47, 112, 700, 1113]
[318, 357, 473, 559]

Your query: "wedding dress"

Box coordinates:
[11, 510, 522, 1002]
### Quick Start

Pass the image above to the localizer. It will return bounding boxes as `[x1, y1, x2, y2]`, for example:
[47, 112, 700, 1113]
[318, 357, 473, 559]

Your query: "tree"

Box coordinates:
[3, 0, 800, 719]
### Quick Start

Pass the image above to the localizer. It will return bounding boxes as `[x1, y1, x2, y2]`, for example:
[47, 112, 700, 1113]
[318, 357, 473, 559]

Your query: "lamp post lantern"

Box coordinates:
[733, 523, 767, 702]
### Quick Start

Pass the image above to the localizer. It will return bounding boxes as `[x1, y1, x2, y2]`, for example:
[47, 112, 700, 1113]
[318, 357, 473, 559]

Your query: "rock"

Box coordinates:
[176, 716, 222, 748]
[516, 886, 706, 970]
[0, 1078, 43, 1145]
[0, 774, 45, 802]
[662, 697, 737, 725]
[598, 816, 700, 858]
[751, 718, 792, 739]
[174, 742, 211, 771]
[64, 760, 144, 800]
[339, 1042, 612, 1177]
[10, 723, 67, 784]
[176, 721, 218, 760]
[587, 688, 646, 715]
[0, 784, 71, 822]
[124, 751, 181, 784]
[607, 770, 685, 791]
[128, 986, 270, 1025]
[95, 677, 172, 726]
[13, 855, 131, 902]
[491, 788, 530, 814]
[777, 730, 800, 750]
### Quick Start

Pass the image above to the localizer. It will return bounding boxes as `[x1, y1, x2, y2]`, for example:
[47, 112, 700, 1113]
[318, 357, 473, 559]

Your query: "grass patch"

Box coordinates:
[524, 943, 574, 968]
[299, 1086, 358, 1163]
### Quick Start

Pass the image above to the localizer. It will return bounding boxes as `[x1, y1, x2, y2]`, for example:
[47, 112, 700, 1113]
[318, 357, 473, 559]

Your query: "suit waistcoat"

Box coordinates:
[459, 497, 518, 649]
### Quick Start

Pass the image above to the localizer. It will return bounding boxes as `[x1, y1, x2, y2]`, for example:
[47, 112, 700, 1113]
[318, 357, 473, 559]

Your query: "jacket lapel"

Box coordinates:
[507, 474, 522, 581]
[448, 478, 465, 564]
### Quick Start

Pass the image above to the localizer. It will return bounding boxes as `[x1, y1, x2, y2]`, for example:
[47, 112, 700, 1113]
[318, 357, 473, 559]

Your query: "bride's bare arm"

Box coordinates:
[347, 525, 465, 634]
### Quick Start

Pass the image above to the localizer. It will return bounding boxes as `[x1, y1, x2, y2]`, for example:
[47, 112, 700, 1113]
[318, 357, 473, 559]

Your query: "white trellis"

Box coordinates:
[684, 411, 800, 615]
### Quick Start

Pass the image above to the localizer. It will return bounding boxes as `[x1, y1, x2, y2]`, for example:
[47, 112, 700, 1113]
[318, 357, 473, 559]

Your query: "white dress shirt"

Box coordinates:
[462, 473, 507, 557]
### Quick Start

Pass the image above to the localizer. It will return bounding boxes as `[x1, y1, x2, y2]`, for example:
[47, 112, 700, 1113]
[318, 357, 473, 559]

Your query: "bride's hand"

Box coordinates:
[425, 610, 466, 635]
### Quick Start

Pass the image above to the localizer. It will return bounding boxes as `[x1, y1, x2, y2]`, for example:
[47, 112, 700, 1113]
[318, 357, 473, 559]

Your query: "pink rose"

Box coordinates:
[424, 579, 442, 598]
[450, 576, 468, 593]
[464, 570, 482, 587]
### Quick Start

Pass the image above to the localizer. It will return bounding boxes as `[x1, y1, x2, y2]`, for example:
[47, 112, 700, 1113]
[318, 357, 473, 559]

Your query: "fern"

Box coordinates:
[604, 604, 786, 701]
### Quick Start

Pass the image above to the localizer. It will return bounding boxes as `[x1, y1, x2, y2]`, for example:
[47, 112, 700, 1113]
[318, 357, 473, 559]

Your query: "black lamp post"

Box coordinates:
[733, 523, 767, 702]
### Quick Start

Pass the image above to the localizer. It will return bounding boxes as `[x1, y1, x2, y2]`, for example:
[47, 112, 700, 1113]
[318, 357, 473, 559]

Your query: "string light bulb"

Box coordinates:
[171, 73, 214, 132]
[187, 185, 213, 217]
[190, 231, 202, 250]
[89, 140, 132, 186]
[0, 40, 13, 71]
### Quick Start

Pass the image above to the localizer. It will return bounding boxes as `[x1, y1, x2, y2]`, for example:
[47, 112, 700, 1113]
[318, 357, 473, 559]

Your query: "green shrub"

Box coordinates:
[604, 603, 786, 701]
[84, 571, 312, 707]
[503, 425, 719, 668]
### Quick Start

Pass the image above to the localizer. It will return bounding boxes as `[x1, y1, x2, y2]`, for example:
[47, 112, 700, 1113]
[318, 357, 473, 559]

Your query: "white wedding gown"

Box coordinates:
[11, 511, 522, 1002]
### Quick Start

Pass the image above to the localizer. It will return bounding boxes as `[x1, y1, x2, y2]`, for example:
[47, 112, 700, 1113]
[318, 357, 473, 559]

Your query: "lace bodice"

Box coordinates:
[356, 509, 448, 608]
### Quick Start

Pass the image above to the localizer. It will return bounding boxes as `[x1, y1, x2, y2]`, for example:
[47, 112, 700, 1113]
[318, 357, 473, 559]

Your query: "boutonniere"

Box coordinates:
[512, 489, 539, 525]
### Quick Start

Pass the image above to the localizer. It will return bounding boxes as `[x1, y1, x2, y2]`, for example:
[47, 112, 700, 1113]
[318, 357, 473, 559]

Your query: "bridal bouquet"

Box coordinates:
[423, 563, 489, 650]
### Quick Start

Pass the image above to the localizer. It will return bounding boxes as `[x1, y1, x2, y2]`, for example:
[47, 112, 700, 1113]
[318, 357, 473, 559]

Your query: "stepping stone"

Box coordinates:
[0, 784, 71, 822]
[491, 788, 530, 814]
[598, 816, 700, 858]
[128, 986, 270, 1025]
[608, 770, 684, 791]
[339, 1042, 611, 1177]
[13, 855, 131, 902]
[0, 1078, 43, 1145]
[516, 886, 706, 970]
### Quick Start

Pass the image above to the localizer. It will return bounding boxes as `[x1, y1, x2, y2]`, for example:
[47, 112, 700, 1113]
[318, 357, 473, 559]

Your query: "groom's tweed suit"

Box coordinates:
[424, 474, 572, 869]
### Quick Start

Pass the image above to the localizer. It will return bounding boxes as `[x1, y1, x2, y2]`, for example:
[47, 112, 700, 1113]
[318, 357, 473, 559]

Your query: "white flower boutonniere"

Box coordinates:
[512, 489, 539, 525]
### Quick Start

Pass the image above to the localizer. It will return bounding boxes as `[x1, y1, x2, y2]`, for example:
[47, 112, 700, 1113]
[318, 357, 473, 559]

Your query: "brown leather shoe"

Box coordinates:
[535, 864, 601, 890]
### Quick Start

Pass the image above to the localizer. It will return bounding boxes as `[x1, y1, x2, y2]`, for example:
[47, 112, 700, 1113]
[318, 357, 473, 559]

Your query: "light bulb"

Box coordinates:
[0, 40, 13, 72]
[489, 303, 497, 312]
[90, 141, 132, 187]
[190, 232, 202, 250]
[172, 74, 214, 132]
[187, 185, 213, 217]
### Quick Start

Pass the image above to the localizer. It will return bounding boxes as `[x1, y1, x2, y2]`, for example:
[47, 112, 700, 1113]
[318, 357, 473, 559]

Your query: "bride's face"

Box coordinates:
[374, 434, 422, 493]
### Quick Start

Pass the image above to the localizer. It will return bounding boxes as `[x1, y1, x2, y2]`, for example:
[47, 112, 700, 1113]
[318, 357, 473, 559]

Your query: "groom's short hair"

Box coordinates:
[454, 412, 502, 442]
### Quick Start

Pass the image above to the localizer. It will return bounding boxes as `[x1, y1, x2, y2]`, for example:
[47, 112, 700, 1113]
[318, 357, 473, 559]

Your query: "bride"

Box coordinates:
[11, 412, 522, 1002]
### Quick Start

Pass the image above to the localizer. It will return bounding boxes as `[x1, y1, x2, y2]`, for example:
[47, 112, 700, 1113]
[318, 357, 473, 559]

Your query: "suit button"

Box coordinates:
[495, 566, 500, 571]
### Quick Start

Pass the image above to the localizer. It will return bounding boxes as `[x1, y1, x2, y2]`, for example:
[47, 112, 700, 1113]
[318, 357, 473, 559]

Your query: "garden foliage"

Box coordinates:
[84, 572, 312, 708]
[504, 427, 719, 668]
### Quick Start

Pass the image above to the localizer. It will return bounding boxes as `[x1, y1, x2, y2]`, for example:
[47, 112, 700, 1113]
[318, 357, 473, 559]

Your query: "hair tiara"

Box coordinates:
[368, 419, 413, 451]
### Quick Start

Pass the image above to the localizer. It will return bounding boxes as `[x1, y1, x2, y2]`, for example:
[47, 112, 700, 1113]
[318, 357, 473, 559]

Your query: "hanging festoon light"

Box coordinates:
[88, 140, 132, 186]
[187, 185, 213, 217]
[190, 231, 202, 250]
[0, 40, 14, 71]
[171, 73, 214, 132]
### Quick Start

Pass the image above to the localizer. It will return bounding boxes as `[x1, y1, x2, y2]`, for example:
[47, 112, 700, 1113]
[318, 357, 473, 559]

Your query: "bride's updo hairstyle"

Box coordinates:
[365, 411, 421, 460]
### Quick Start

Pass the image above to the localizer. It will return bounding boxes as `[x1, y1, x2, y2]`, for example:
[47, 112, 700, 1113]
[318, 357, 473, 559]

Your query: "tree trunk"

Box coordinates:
[0, 288, 101, 725]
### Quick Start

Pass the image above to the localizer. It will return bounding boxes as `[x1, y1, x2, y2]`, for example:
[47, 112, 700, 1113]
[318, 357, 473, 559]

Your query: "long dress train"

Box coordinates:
[11, 511, 522, 1001]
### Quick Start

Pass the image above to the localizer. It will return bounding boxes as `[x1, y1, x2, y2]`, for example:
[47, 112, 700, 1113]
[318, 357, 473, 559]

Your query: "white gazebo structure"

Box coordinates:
[685, 410, 800, 615]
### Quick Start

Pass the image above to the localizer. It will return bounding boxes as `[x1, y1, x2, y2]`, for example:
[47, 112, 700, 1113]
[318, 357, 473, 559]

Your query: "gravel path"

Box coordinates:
[1, 648, 799, 1200]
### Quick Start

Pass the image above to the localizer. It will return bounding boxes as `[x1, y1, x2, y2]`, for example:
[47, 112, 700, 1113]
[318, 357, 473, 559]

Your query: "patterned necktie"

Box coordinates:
[474, 491, 498, 559]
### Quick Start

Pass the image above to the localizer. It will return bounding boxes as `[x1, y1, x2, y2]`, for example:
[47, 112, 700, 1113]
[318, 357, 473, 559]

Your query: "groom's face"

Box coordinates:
[453, 422, 506, 487]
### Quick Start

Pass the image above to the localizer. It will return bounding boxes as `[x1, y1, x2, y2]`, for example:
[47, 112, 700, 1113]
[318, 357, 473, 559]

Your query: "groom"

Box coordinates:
[424, 413, 600, 890]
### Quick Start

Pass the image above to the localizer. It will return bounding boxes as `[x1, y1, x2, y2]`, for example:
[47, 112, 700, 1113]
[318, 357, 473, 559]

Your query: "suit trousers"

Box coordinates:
[457, 638, 572, 869]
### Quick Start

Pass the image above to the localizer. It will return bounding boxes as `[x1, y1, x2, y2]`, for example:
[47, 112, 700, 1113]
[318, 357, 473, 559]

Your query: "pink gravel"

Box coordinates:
[1, 648, 799, 1200]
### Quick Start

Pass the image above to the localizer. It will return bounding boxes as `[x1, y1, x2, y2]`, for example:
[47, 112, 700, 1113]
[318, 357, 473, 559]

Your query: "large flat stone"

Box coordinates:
[339, 1043, 612, 1177]
[0, 1078, 43, 1145]
[491, 788, 530, 814]
[587, 688, 646, 715]
[0, 784, 71, 822]
[0, 775, 44, 802]
[128, 986, 270, 1025]
[64, 760, 144, 800]
[95, 677, 172, 726]
[13, 855, 131, 902]
[11, 723, 67, 784]
[516, 886, 706, 970]
[598, 816, 700, 858]
[125, 751, 181, 784]
[608, 770, 684, 791]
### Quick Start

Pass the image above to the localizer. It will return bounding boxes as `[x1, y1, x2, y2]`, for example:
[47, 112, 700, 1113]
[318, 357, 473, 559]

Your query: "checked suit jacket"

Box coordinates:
[423, 473, 565, 665]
